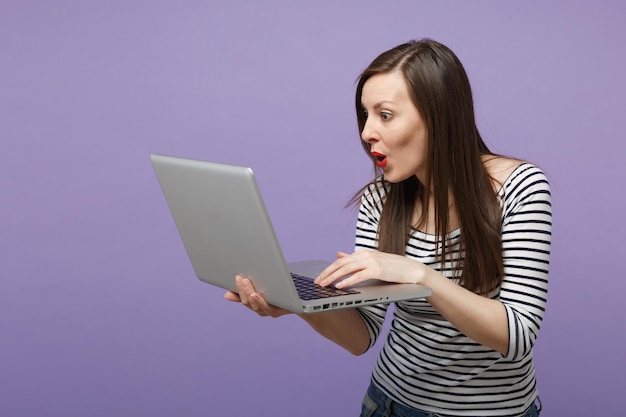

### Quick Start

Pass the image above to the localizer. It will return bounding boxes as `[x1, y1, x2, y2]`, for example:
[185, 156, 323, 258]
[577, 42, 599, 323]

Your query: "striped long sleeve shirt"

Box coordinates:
[355, 163, 552, 416]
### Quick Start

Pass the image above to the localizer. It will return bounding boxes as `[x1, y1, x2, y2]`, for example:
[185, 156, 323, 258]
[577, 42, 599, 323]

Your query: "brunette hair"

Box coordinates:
[355, 39, 503, 294]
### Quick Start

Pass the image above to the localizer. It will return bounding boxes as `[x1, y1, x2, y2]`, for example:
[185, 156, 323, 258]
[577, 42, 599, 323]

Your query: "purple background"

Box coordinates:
[2, 1, 624, 416]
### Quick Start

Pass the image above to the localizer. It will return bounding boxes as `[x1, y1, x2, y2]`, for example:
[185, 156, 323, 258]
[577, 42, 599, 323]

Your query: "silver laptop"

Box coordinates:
[151, 154, 431, 313]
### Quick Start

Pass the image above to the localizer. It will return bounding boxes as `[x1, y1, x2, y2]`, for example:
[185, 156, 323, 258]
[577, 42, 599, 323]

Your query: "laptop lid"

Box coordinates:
[151, 154, 431, 313]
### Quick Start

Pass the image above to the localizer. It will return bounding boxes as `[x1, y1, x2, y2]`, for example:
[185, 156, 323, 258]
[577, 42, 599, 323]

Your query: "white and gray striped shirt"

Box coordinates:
[355, 163, 552, 416]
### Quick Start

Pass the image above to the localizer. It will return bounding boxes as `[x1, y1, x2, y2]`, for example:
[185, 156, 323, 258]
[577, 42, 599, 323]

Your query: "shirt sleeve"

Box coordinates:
[498, 164, 552, 360]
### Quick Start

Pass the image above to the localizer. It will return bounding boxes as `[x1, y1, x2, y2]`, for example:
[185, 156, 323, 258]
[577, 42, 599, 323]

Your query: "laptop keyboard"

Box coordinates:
[291, 273, 360, 300]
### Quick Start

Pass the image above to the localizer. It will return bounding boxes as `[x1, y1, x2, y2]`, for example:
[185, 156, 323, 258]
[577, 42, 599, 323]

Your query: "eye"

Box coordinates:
[381, 111, 393, 121]
[362, 108, 369, 119]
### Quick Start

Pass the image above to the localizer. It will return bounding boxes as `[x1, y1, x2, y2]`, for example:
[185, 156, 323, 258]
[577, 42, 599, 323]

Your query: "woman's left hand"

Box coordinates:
[314, 249, 426, 289]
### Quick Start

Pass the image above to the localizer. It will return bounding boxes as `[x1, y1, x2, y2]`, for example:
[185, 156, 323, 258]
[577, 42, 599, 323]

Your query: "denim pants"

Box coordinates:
[360, 382, 541, 417]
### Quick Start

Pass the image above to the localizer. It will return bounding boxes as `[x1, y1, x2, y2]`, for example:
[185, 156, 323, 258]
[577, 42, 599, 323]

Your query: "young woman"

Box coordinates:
[225, 39, 552, 417]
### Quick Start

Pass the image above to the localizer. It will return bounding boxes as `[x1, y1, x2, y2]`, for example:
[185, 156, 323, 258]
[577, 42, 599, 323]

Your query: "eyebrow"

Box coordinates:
[363, 100, 395, 110]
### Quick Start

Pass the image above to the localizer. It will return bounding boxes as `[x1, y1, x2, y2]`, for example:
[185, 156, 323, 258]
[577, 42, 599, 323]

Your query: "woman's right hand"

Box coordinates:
[224, 275, 293, 318]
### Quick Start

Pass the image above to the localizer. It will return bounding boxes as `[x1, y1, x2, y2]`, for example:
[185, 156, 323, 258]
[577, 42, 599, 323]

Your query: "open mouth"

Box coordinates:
[371, 152, 387, 168]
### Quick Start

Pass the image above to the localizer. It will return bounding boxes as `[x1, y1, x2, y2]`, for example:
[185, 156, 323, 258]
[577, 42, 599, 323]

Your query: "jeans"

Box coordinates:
[360, 382, 541, 417]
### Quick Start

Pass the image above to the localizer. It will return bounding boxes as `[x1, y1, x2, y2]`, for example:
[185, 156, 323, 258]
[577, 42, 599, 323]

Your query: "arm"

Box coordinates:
[422, 271, 510, 355]
[318, 251, 511, 354]
[299, 309, 370, 356]
[318, 165, 552, 357]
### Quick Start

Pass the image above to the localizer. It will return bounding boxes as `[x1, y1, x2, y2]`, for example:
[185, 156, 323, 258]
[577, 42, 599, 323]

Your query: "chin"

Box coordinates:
[383, 174, 419, 184]
[383, 172, 412, 184]
[383, 176, 403, 184]
[383, 177, 401, 184]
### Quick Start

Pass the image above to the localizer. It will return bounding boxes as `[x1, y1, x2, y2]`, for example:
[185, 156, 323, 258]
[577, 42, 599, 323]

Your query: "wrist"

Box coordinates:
[418, 266, 443, 292]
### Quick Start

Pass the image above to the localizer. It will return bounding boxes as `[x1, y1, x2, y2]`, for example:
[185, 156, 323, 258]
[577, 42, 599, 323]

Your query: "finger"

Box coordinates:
[315, 252, 356, 284]
[247, 292, 266, 315]
[316, 262, 348, 285]
[335, 270, 372, 289]
[240, 279, 274, 315]
[251, 293, 278, 316]
[315, 262, 339, 284]
[334, 274, 360, 289]
[235, 275, 254, 306]
[249, 292, 283, 317]
[234, 276, 246, 303]
[318, 262, 364, 287]
[250, 293, 291, 318]
[224, 291, 241, 302]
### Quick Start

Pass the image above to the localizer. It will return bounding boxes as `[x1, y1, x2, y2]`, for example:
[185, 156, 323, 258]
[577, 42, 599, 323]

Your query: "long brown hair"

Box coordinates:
[354, 39, 503, 294]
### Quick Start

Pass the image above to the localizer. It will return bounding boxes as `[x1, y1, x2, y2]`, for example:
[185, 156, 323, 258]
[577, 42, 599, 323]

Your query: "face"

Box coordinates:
[360, 71, 428, 184]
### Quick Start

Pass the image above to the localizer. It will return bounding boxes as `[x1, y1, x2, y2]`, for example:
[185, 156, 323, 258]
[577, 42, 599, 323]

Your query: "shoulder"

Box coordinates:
[492, 159, 551, 218]
[483, 155, 524, 189]
[483, 155, 549, 192]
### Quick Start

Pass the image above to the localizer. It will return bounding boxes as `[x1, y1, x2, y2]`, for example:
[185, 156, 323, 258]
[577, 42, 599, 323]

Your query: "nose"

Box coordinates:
[361, 119, 379, 145]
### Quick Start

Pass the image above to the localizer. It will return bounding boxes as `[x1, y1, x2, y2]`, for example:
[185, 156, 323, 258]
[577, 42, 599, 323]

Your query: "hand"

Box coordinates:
[314, 249, 426, 288]
[224, 275, 292, 318]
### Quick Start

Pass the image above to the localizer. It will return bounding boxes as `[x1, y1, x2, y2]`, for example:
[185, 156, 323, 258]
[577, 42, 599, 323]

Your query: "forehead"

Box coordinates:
[361, 71, 412, 106]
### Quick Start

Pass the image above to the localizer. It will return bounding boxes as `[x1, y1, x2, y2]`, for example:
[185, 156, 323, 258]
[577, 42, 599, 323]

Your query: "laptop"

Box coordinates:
[150, 154, 431, 313]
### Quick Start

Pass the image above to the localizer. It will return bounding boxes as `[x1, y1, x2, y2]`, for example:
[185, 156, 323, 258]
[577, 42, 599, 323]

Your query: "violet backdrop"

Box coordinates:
[1, 1, 624, 416]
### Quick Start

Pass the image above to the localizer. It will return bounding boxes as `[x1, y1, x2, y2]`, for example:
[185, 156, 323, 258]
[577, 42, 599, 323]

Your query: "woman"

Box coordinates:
[225, 39, 551, 417]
